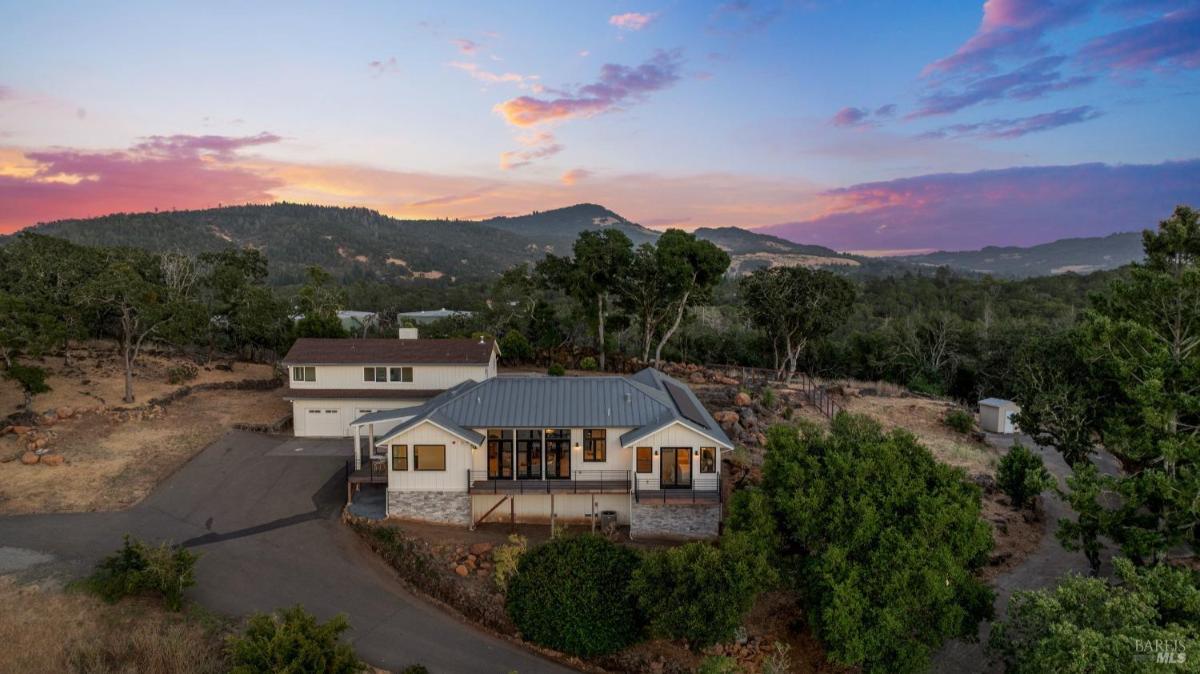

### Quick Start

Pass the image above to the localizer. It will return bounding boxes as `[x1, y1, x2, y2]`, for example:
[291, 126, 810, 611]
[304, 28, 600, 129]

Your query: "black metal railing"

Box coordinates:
[633, 474, 721, 504]
[466, 469, 631, 494]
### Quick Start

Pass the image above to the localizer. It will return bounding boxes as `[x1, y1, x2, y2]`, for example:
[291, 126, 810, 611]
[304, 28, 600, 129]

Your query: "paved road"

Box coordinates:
[932, 434, 1121, 673]
[0, 431, 570, 674]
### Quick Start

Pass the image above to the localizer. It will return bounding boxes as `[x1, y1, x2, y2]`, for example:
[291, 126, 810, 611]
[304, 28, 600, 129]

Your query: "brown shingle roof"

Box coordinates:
[282, 338, 495, 365]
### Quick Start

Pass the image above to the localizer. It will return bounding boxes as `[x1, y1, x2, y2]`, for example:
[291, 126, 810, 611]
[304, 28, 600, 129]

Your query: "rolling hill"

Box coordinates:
[895, 231, 1144, 278]
[9, 202, 862, 284]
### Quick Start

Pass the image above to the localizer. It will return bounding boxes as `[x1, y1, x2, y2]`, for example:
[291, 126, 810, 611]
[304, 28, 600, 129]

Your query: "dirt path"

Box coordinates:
[932, 435, 1122, 673]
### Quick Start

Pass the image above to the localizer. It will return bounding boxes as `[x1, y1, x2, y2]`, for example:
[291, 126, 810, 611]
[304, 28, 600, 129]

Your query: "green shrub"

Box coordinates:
[506, 534, 641, 656]
[399, 666, 430, 674]
[989, 559, 1200, 673]
[87, 535, 198, 611]
[547, 363, 566, 376]
[227, 605, 364, 674]
[996, 444, 1054, 509]
[492, 534, 528, 594]
[578, 356, 598, 371]
[499, 330, 534, 364]
[750, 416, 995, 673]
[631, 533, 774, 648]
[943, 408, 975, 434]
[166, 363, 199, 385]
[760, 387, 776, 409]
[698, 655, 743, 674]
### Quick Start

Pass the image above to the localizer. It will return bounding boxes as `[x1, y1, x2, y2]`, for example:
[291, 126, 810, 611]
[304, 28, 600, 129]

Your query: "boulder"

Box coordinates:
[688, 372, 706, 384]
[57, 407, 75, 419]
[712, 410, 740, 427]
[9, 426, 32, 435]
[39, 414, 57, 427]
[454, 564, 469, 577]
[733, 391, 752, 406]
[40, 454, 65, 467]
[468, 542, 493, 556]
[20, 451, 39, 465]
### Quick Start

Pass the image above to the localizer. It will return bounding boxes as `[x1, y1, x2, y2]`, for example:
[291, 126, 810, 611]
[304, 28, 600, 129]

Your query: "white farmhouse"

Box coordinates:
[348, 368, 730, 539]
[282, 336, 497, 437]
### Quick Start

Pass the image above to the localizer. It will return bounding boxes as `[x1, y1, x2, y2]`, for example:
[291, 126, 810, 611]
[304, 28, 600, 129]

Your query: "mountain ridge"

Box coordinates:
[894, 231, 1144, 277]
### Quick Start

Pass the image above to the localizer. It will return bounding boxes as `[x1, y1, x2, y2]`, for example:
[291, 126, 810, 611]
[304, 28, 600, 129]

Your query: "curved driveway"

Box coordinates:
[0, 431, 570, 674]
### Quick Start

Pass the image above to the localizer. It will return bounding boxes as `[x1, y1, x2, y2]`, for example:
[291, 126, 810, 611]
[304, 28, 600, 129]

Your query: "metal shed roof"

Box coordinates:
[978, 397, 1017, 408]
[365, 368, 732, 448]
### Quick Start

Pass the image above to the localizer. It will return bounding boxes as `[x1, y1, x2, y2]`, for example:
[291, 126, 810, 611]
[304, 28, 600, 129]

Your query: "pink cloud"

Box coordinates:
[918, 105, 1102, 140]
[560, 168, 591, 185]
[494, 49, 683, 126]
[609, 12, 658, 31]
[449, 61, 534, 86]
[754, 159, 1200, 251]
[924, 0, 1092, 77]
[453, 38, 480, 55]
[499, 131, 563, 170]
[1078, 6, 1200, 71]
[831, 107, 870, 127]
[0, 134, 283, 231]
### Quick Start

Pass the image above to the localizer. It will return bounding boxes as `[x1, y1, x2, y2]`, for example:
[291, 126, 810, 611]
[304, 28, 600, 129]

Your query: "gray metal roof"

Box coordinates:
[978, 397, 1017, 407]
[367, 368, 732, 448]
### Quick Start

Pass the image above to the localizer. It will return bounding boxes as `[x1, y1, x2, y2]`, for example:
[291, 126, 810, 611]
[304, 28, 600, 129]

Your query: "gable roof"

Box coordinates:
[363, 368, 732, 448]
[282, 337, 495, 365]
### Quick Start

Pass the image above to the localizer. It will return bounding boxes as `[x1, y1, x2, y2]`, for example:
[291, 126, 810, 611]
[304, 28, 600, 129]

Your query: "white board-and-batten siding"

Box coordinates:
[288, 363, 492, 390]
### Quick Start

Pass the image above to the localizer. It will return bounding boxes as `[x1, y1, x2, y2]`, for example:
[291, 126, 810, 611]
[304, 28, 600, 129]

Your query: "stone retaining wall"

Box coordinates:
[387, 490, 472, 526]
[631, 502, 720, 539]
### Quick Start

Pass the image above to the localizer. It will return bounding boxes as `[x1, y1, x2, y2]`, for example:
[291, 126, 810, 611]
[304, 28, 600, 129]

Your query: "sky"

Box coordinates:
[1, 0, 1198, 253]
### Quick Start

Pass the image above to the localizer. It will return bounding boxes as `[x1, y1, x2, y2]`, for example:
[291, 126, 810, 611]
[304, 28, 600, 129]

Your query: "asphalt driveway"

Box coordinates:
[0, 430, 570, 673]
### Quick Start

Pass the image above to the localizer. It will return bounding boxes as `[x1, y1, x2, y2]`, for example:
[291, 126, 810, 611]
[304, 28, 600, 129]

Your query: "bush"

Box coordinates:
[988, 559, 1200, 673]
[996, 444, 1054, 509]
[227, 605, 365, 674]
[399, 666, 430, 674]
[578, 356, 598, 371]
[943, 408, 975, 434]
[506, 534, 641, 656]
[166, 363, 199, 385]
[492, 534, 528, 594]
[547, 363, 566, 376]
[87, 535, 198, 611]
[760, 387, 776, 409]
[631, 533, 774, 648]
[698, 655, 743, 674]
[750, 416, 995, 673]
[499, 330, 534, 364]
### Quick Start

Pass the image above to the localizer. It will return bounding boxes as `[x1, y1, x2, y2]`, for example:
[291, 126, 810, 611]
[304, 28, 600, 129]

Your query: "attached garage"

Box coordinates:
[289, 397, 431, 437]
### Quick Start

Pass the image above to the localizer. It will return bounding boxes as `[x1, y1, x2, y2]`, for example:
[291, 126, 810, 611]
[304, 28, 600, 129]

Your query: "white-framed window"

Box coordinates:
[363, 366, 387, 382]
[389, 366, 414, 382]
[292, 366, 316, 382]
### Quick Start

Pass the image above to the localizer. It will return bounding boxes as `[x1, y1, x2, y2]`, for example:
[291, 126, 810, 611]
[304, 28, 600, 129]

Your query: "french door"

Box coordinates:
[660, 447, 692, 488]
[544, 429, 571, 479]
[487, 429, 513, 479]
[515, 430, 543, 479]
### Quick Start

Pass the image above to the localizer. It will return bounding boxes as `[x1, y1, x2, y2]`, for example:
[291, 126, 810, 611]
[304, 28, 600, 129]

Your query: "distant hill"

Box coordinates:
[895, 231, 1144, 278]
[13, 203, 541, 285]
[482, 203, 660, 251]
[11, 202, 864, 284]
[693, 226, 860, 274]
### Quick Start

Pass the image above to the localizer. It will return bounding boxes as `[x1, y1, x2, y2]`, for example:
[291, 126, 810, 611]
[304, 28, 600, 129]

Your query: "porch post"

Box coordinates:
[368, 423, 375, 466]
[353, 425, 362, 471]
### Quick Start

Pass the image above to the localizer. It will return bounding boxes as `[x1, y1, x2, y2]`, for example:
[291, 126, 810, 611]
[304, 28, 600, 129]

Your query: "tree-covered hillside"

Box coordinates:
[897, 231, 1144, 277]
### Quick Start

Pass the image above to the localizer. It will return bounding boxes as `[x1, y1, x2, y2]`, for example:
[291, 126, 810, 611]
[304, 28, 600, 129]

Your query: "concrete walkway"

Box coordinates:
[932, 435, 1121, 673]
[0, 431, 570, 674]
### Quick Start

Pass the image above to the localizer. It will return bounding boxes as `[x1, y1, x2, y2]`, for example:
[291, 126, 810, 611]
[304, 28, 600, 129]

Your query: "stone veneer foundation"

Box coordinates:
[387, 490, 471, 526]
[630, 502, 720, 539]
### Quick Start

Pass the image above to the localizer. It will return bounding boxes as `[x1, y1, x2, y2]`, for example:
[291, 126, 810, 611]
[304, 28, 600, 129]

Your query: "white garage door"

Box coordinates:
[304, 407, 343, 437]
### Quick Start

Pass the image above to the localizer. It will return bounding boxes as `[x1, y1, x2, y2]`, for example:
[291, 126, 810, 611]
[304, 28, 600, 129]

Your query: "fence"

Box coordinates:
[697, 364, 843, 419]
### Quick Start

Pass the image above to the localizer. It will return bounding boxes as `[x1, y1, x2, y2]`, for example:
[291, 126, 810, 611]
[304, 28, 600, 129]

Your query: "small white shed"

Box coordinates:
[978, 398, 1020, 434]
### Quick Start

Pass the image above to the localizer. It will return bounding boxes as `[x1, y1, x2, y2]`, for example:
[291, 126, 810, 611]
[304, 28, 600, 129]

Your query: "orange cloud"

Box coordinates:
[609, 12, 658, 30]
[561, 168, 591, 185]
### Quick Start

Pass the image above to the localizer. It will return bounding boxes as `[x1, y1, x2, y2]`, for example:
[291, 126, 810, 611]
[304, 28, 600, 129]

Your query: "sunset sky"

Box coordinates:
[1, 0, 1198, 252]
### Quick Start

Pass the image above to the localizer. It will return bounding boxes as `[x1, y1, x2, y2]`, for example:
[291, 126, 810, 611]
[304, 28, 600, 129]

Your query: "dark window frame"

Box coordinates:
[363, 366, 387, 382]
[699, 447, 717, 473]
[583, 429, 607, 462]
[636, 446, 653, 474]
[391, 444, 408, 471]
[389, 366, 414, 382]
[292, 366, 316, 382]
[413, 444, 446, 471]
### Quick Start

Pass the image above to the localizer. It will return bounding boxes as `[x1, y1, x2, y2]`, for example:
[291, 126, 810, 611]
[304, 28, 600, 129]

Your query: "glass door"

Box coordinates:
[487, 429, 513, 479]
[544, 429, 571, 479]
[516, 429, 543, 479]
[660, 448, 692, 488]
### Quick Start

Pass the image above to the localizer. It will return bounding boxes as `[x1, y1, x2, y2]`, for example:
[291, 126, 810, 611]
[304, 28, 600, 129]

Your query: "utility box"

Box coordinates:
[978, 398, 1020, 434]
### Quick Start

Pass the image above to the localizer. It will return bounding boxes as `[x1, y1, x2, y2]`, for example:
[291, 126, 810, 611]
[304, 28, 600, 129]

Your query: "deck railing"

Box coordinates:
[466, 469, 631, 494]
[346, 457, 388, 484]
[633, 474, 721, 504]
